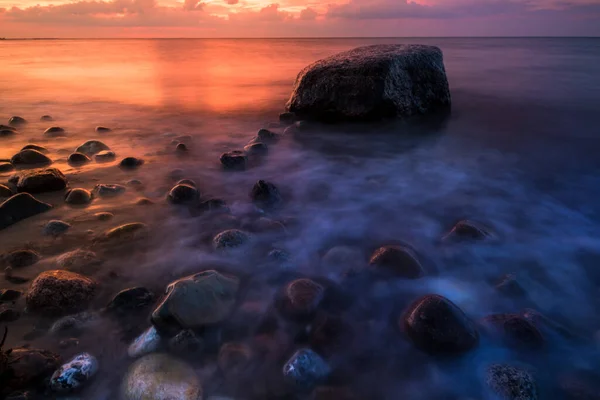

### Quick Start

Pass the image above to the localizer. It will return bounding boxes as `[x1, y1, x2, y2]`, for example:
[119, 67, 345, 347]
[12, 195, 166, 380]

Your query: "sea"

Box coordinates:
[1, 37, 600, 399]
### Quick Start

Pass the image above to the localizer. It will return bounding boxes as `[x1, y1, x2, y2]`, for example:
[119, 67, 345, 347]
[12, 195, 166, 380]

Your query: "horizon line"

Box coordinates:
[2, 35, 600, 40]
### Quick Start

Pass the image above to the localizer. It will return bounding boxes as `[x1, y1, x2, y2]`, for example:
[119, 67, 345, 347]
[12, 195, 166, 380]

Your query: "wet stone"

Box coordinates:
[176, 143, 188, 153]
[120, 157, 144, 169]
[25, 270, 96, 316]
[8, 116, 27, 126]
[213, 229, 252, 251]
[136, 198, 154, 206]
[44, 127, 66, 137]
[21, 144, 48, 153]
[402, 294, 479, 355]
[0, 124, 17, 132]
[220, 151, 247, 170]
[50, 352, 99, 393]
[41, 115, 53, 121]
[250, 180, 282, 208]
[107, 287, 155, 314]
[167, 184, 199, 205]
[198, 198, 228, 213]
[322, 246, 365, 272]
[10, 150, 52, 166]
[57, 249, 101, 272]
[257, 128, 281, 144]
[4, 249, 41, 268]
[283, 348, 330, 391]
[485, 364, 538, 400]
[128, 326, 163, 358]
[443, 219, 495, 242]
[44, 220, 72, 236]
[94, 150, 116, 163]
[496, 274, 528, 299]
[169, 329, 204, 356]
[177, 179, 196, 187]
[95, 212, 113, 221]
[369, 245, 424, 279]
[75, 140, 110, 155]
[65, 189, 92, 205]
[12, 168, 67, 193]
[0, 289, 23, 302]
[244, 142, 268, 156]
[49, 311, 99, 336]
[68, 152, 91, 165]
[277, 278, 325, 321]
[0, 163, 15, 173]
[0, 308, 20, 322]
[0, 129, 16, 137]
[95, 126, 111, 133]
[102, 222, 149, 242]
[92, 183, 126, 198]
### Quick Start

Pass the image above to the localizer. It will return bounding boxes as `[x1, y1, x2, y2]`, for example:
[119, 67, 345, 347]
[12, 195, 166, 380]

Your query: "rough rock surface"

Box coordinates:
[56, 249, 102, 272]
[151, 270, 240, 333]
[283, 348, 330, 390]
[402, 294, 479, 355]
[443, 219, 496, 242]
[213, 229, 252, 251]
[286, 44, 451, 122]
[485, 364, 538, 400]
[220, 151, 247, 170]
[121, 353, 202, 400]
[49, 353, 98, 393]
[25, 270, 96, 315]
[11, 168, 67, 193]
[0, 193, 52, 230]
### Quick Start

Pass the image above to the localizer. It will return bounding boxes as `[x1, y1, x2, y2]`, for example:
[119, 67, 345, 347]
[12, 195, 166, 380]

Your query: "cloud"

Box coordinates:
[225, 0, 238, 4]
[183, 0, 203, 11]
[299, 6, 317, 20]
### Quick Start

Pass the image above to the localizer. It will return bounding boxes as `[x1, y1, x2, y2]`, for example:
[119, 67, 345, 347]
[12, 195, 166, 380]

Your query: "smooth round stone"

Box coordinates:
[95, 126, 111, 133]
[443, 219, 495, 242]
[120, 157, 144, 169]
[92, 184, 126, 198]
[0, 128, 16, 137]
[256, 128, 280, 144]
[250, 180, 282, 208]
[369, 245, 424, 279]
[136, 198, 154, 206]
[94, 150, 116, 163]
[68, 152, 91, 165]
[220, 151, 247, 170]
[56, 249, 101, 272]
[95, 212, 113, 221]
[50, 353, 99, 393]
[8, 116, 27, 126]
[0, 288, 23, 302]
[127, 179, 144, 189]
[0, 193, 52, 230]
[4, 249, 41, 268]
[278, 278, 324, 320]
[283, 348, 330, 390]
[49, 311, 99, 335]
[41, 115, 53, 121]
[212, 229, 251, 251]
[44, 220, 72, 236]
[402, 294, 479, 355]
[177, 179, 196, 188]
[128, 326, 163, 358]
[167, 184, 199, 204]
[322, 246, 365, 271]
[479, 314, 544, 350]
[0, 163, 15, 173]
[21, 144, 48, 153]
[176, 143, 188, 153]
[44, 126, 66, 136]
[75, 140, 110, 155]
[65, 188, 92, 205]
[0, 124, 17, 132]
[485, 364, 538, 400]
[11, 149, 52, 166]
[25, 270, 96, 316]
[102, 222, 148, 241]
[107, 287, 154, 314]
[244, 142, 268, 156]
[121, 354, 203, 400]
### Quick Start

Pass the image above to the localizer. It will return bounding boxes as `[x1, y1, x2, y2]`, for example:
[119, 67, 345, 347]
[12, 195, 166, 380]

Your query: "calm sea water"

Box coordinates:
[1, 38, 600, 399]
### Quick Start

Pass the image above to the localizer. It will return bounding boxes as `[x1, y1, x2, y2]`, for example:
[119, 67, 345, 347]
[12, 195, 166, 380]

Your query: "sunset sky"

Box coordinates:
[1, 0, 599, 38]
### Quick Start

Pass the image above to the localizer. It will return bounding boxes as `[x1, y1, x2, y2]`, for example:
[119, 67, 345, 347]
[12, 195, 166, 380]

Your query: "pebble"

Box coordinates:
[4, 249, 41, 268]
[0, 124, 17, 131]
[92, 184, 126, 198]
[212, 229, 252, 251]
[277, 278, 324, 321]
[485, 364, 538, 400]
[44, 220, 72, 236]
[95, 126, 111, 133]
[95, 212, 114, 221]
[44, 126, 66, 136]
[176, 143, 188, 153]
[220, 151, 247, 170]
[68, 152, 91, 165]
[128, 326, 163, 358]
[126, 179, 144, 189]
[75, 140, 110, 155]
[279, 111, 296, 123]
[177, 179, 196, 187]
[107, 286, 154, 314]
[21, 144, 48, 153]
[250, 180, 282, 208]
[0, 184, 14, 197]
[57, 249, 101, 271]
[283, 348, 330, 390]
[50, 353, 99, 393]
[167, 184, 199, 204]
[244, 142, 268, 155]
[49, 311, 99, 335]
[65, 188, 92, 205]
[136, 198, 154, 206]
[168, 329, 204, 356]
[443, 219, 495, 242]
[94, 150, 116, 162]
[257, 128, 281, 144]
[8, 116, 27, 126]
[41, 115, 53, 121]
[369, 245, 424, 279]
[102, 222, 148, 241]
[120, 157, 144, 169]
[25, 270, 96, 315]
[11, 168, 68, 193]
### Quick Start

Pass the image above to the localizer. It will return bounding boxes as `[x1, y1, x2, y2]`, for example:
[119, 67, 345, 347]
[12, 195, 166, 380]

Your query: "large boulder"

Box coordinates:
[10, 168, 67, 194]
[121, 353, 202, 400]
[151, 270, 240, 333]
[286, 44, 451, 122]
[25, 270, 96, 315]
[0, 193, 52, 230]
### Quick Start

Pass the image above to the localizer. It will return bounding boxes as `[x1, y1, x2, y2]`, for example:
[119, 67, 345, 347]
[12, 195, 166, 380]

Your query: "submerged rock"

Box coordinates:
[11, 168, 67, 193]
[68, 152, 91, 165]
[485, 364, 538, 400]
[4, 249, 41, 268]
[402, 294, 479, 355]
[44, 220, 71, 236]
[443, 220, 495, 242]
[369, 245, 424, 279]
[151, 270, 240, 333]
[283, 348, 330, 390]
[50, 353, 99, 393]
[8, 116, 27, 126]
[122, 354, 202, 400]
[167, 184, 199, 205]
[277, 278, 324, 321]
[168, 329, 204, 356]
[95, 212, 113, 221]
[49, 311, 99, 335]
[479, 314, 544, 351]
[21, 144, 48, 153]
[250, 180, 282, 208]
[107, 287, 154, 314]
[244, 142, 268, 156]
[279, 111, 296, 123]
[128, 326, 163, 358]
[220, 151, 247, 170]
[1, 347, 61, 394]
[92, 184, 126, 198]
[0, 124, 17, 132]
[26, 270, 96, 315]
[65, 188, 92, 205]
[218, 342, 253, 380]
[57, 249, 101, 272]
[256, 128, 280, 144]
[75, 140, 110, 155]
[120, 157, 144, 169]
[41, 115, 53, 121]
[0, 129, 16, 137]
[102, 222, 148, 241]
[0, 193, 52, 230]
[10, 150, 52, 166]
[287, 44, 451, 122]
[44, 127, 66, 137]
[94, 150, 116, 163]
[322, 246, 365, 272]
[95, 126, 111, 133]
[0, 163, 15, 173]
[213, 229, 252, 251]
[176, 143, 188, 153]
[177, 179, 196, 187]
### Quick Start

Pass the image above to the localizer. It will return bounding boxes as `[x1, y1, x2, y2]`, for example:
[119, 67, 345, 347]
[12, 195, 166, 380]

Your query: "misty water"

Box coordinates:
[1, 38, 600, 399]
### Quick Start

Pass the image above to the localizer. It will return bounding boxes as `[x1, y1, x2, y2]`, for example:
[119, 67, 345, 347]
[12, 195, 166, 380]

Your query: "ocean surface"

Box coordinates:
[1, 38, 600, 399]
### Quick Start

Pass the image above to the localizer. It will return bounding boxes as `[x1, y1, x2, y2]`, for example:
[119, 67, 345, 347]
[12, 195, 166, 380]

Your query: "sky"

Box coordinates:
[1, 0, 599, 38]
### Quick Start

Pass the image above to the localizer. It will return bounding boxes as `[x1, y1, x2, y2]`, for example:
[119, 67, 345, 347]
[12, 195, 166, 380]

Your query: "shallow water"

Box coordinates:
[1, 37, 600, 399]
